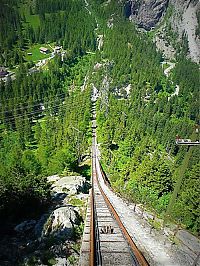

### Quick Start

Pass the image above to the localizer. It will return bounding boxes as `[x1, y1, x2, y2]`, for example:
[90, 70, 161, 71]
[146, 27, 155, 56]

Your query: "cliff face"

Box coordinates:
[168, 0, 200, 63]
[125, 0, 169, 30]
[125, 0, 200, 63]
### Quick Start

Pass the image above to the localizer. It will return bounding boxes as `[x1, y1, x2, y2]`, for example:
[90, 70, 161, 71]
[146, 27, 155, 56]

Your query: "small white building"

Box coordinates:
[54, 46, 62, 53]
[40, 47, 49, 54]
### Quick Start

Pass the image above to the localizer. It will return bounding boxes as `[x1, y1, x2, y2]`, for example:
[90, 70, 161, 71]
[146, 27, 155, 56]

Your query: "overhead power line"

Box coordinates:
[0, 91, 67, 104]
[0, 93, 66, 115]
[0, 102, 66, 122]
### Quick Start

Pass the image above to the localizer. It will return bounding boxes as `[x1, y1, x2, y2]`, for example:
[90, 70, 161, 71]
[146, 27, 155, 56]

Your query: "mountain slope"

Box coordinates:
[125, 0, 200, 63]
[87, 0, 200, 236]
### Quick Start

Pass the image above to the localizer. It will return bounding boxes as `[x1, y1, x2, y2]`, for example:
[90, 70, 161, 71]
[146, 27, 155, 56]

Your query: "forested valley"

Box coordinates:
[0, 0, 199, 263]
[0, 0, 95, 229]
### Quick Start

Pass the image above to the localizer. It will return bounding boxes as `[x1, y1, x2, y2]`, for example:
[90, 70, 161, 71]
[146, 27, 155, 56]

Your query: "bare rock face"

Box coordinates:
[42, 206, 79, 237]
[169, 0, 200, 63]
[48, 175, 88, 195]
[125, 0, 169, 30]
[153, 0, 200, 63]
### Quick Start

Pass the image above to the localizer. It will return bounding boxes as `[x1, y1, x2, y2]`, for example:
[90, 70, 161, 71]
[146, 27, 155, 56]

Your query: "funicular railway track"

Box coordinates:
[89, 115, 149, 265]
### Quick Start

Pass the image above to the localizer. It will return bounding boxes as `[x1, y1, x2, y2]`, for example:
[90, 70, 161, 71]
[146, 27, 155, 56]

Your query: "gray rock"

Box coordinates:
[55, 257, 67, 266]
[125, 0, 169, 30]
[42, 206, 78, 237]
[34, 214, 49, 237]
[14, 220, 36, 233]
[176, 229, 200, 256]
[48, 175, 87, 195]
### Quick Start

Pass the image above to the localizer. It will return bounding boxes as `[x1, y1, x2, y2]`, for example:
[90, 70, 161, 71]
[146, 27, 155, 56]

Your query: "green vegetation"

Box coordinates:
[0, 0, 199, 251]
[88, 0, 200, 235]
[0, 0, 96, 229]
[162, 63, 170, 71]
[25, 43, 52, 62]
[24, 13, 40, 29]
[0, 0, 96, 68]
[0, 56, 92, 223]
[19, 1, 40, 29]
[69, 197, 84, 207]
[77, 163, 91, 181]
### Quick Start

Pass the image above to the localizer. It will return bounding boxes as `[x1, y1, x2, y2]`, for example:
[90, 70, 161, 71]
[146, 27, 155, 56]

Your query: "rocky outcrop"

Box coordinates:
[125, 0, 169, 30]
[2, 175, 89, 266]
[125, 0, 200, 62]
[42, 206, 79, 237]
[169, 0, 200, 63]
[48, 175, 89, 195]
[154, 0, 200, 63]
[34, 175, 89, 237]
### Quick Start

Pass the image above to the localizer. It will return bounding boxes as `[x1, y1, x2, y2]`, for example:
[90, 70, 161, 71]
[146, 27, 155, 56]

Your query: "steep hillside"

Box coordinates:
[125, 0, 200, 63]
[87, 0, 200, 236]
[125, 0, 169, 30]
[155, 0, 200, 63]
[0, 1, 199, 264]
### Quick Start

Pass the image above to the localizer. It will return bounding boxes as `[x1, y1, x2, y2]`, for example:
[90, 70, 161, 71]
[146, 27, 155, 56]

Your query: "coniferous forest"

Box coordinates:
[0, 0, 199, 249]
[0, 0, 95, 227]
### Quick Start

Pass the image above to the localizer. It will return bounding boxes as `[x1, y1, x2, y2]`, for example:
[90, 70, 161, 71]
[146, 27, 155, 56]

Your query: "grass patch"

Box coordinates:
[26, 14, 40, 28]
[19, 3, 68, 30]
[162, 63, 170, 71]
[9, 66, 19, 73]
[148, 218, 162, 230]
[19, 2, 40, 29]
[68, 255, 77, 265]
[69, 197, 84, 207]
[25, 44, 53, 62]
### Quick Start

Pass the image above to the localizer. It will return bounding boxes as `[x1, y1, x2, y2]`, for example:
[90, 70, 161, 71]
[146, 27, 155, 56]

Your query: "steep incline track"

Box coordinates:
[91, 137, 139, 265]
[79, 99, 148, 265]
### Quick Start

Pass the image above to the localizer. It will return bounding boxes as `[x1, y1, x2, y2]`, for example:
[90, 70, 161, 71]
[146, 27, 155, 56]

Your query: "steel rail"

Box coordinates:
[99, 163, 111, 187]
[95, 158, 149, 266]
[90, 152, 96, 266]
[90, 101, 148, 265]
